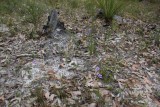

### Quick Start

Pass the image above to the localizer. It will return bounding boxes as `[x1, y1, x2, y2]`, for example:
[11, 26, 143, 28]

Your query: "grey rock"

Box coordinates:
[113, 15, 123, 24]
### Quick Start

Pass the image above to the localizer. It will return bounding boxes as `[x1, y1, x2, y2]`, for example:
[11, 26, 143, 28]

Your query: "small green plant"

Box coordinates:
[96, 65, 114, 83]
[88, 35, 97, 55]
[28, 29, 40, 39]
[96, 57, 121, 83]
[99, 69, 114, 83]
[31, 87, 49, 107]
[93, 90, 106, 106]
[153, 29, 160, 47]
[50, 86, 69, 99]
[94, 0, 123, 23]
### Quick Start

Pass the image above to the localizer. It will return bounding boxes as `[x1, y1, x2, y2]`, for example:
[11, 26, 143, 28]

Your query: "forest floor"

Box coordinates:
[0, 0, 160, 107]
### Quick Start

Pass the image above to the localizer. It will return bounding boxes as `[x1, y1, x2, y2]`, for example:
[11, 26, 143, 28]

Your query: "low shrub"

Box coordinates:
[0, 0, 48, 25]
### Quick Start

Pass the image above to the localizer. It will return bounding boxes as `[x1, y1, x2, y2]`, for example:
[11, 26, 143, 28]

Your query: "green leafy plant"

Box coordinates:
[96, 57, 121, 83]
[94, 0, 123, 23]
[96, 65, 114, 83]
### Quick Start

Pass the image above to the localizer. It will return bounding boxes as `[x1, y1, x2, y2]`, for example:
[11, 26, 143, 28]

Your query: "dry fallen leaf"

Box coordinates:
[49, 94, 55, 101]
[45, 92, 50, 99]
[71, 91, 81, 96]
[66, 98, 75, 104]
[99, 89, 112, 103]
[59, 63, 65, 68]
[143, 77, 152, 84]
[85, 79, 102, 88]
[131, 64, 140, 71]
[99, 89, 110, 97]
[88, 103, 97, 107]
[45, 92, 55, 101]
[47, 70, 56, 75]
[117, 79, 127, 83]
[52, 98, 62, 107]
[0, 95, 4, 102]
[150, 95, 160, 106]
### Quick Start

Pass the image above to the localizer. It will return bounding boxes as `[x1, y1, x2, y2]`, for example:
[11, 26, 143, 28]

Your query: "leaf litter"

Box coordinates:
[0, 8, 160, 107]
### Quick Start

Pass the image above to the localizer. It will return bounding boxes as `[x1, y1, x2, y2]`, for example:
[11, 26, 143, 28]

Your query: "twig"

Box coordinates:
[16, 54, 40, 58]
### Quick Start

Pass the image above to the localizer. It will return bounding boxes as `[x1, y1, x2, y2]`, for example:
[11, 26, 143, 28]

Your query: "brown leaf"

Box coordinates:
[71, 91, 81, 96]
[66, 98, 75, 104]
[59, 63, 65, 68]
[88, 103, 97, 107]
[150, 95, 160, 106]
[143, 77, 152, 84]
[117, 79, 127, 83]
[45, 92, 50, 99]
[45, 92, 55, 101]
[47, 70, 55, 75]
[131, 64, 140, 71]
[49, 94, 55, 101]
[0, 95, 4, 101]
[85, 80, 102, 88]
[99, 89, 110, 97]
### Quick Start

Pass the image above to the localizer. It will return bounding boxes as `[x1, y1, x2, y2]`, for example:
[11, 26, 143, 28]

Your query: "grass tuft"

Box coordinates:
[31, 87, 49, 107]
[94, 0, 123, 23]
[88, 35, 97, 56]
